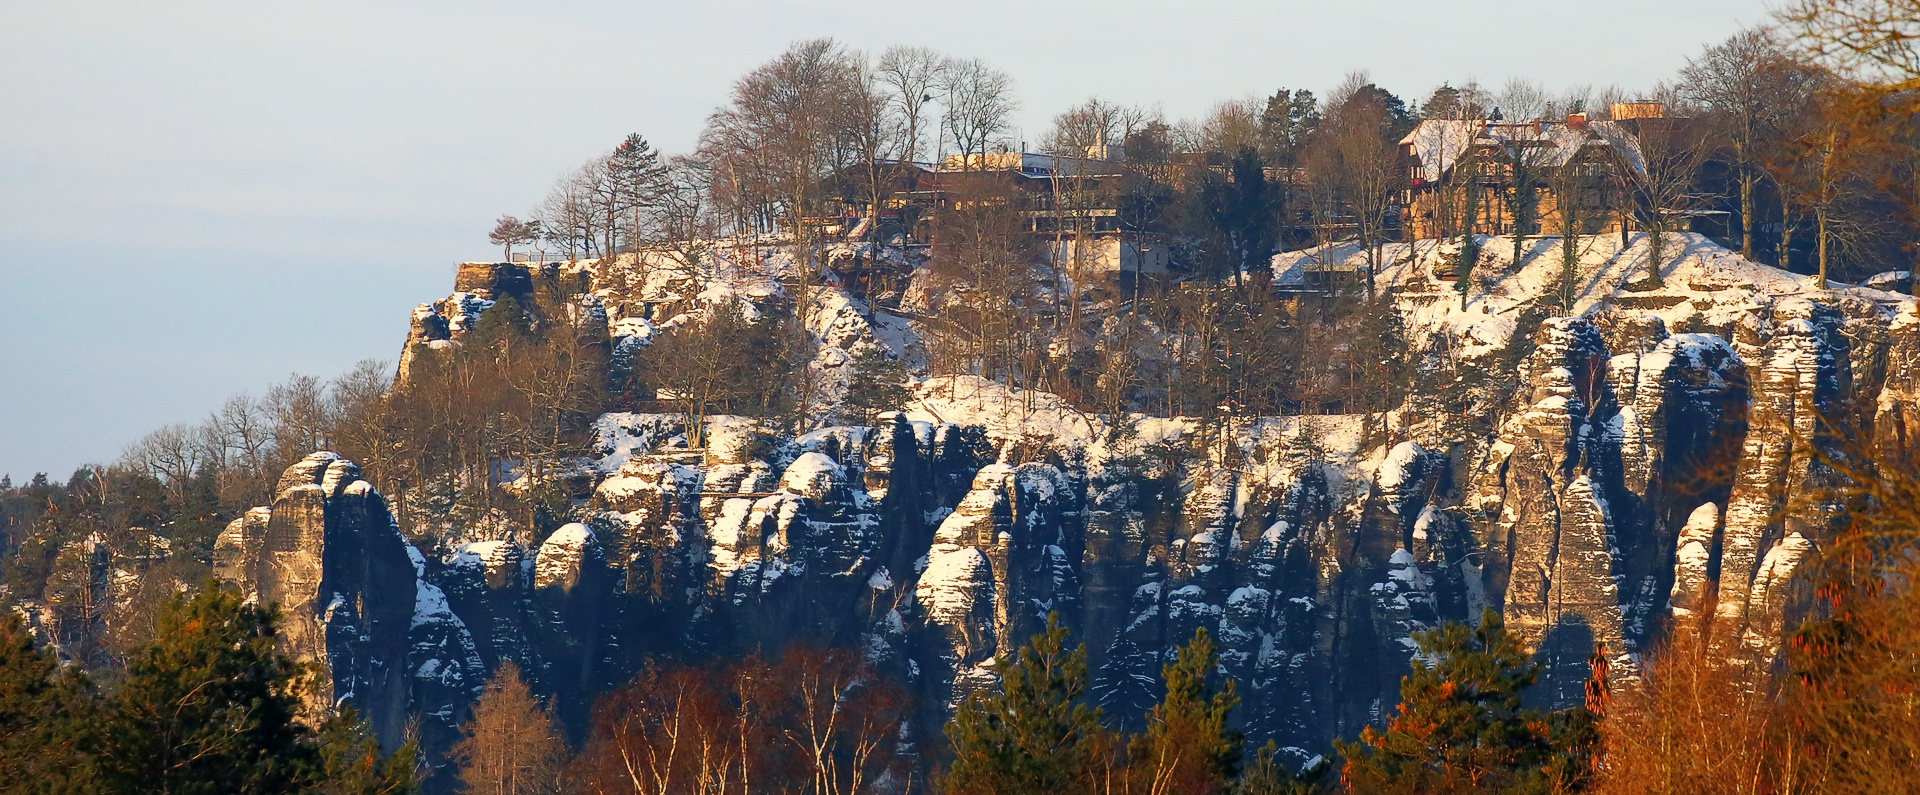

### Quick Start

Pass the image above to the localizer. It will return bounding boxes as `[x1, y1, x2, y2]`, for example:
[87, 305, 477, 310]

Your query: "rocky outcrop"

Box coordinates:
[1703, 298, 1857, 656]
[396, 265, 605, 383]
[1469, 318, 1631, 699]
[212, 507, 270, 594]
[216, 452, 432, 747]
[259, 237, 1918, 771]
[397, 293, 490, 381]
[1876, 304, 1920, 471]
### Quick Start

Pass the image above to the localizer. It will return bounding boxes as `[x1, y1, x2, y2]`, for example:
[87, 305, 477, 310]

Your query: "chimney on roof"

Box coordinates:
[1085, 128, 1126, 162]
[1566, 112, 1589, 129]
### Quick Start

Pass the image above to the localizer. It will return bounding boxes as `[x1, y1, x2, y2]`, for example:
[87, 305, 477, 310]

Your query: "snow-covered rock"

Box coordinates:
[255, 232, 1914, 766]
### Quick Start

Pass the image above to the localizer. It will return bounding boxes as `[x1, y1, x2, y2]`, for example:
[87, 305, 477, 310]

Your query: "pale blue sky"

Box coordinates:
[1, 0, 1772, 480]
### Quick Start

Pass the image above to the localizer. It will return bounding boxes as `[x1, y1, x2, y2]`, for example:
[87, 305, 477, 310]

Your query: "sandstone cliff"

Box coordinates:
[244, 234, 1914, 767]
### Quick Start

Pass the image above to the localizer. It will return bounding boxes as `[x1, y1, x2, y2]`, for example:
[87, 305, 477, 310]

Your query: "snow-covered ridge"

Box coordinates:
[194, 231, 1911, 769]
[1276, 232, 1910, 358]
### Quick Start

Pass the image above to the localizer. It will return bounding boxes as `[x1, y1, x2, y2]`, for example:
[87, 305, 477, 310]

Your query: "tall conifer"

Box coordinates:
[452, 661, 568, 795]
[1131, 627, 1244, 795]
[841, 346, 912, 425]
[0, 614, 94, 793]
[942, 613, 1113, 795]
[1337, 609, 1596, 794]
[95, 585, 320, 794]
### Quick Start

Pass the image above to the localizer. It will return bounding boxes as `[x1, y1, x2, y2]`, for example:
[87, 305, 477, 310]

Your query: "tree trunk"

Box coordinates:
[1816, 141, 1833, 289]
[1647, 226, 1666, 286]
[1738, 166, 1756, 259]
[1816, 205, 1829, 290]
[1780, 188, 1794, 270]
[1618, 176, 1631, 250]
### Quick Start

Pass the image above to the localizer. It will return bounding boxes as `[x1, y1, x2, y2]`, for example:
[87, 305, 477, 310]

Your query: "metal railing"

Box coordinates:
[508, 251, 578, 264]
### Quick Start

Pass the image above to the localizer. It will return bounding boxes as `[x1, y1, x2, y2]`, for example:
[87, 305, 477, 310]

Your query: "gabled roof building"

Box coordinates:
[827, 149, 1171, 279]
[1398, 112, 1650, 241]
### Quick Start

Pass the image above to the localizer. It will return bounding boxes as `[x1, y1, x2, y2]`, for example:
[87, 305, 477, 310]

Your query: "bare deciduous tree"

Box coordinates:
[1494, 79, 1559, 266]
[536, 167, 600, 260]
[840, 54, 904, 246]
[928, 176, 1041, 384]
[701, 38, 856, 246]
[1682, 28, 1791, 259]
[775, 646, 905, 795]
[1628, 87, 1712, 286]
[1590, 615, 1776, 795]
[326, 359, 397, 495]
[876, 45, 948, 166]
[1308, 72, 1404, 295]
[571, 648, 904, 795]
[1041, 97, 1153, 343]
[1197, 97, 1263, 155]
[206, 393, 274, 505]
[264, 374, 333, 463]
[700, 39, 864, 423]
[654, 155, 719, 294]
[498, 296, 606, 515]
[122, 423, 207, 509]
[1546, 134, 1607, 312]
[639, 300, 784, 449]
[453, 661, 570, 795]
[1775, 0, 1920, 84]
[1497, 77, 1551, 121]
[939, 58, 1018, 168]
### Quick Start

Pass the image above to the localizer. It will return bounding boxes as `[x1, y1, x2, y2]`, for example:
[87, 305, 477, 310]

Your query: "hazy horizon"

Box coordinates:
[0, 0, 1774, 480]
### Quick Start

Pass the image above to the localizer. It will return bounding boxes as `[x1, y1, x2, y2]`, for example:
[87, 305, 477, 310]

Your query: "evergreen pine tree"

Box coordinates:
[1093, 636, 1161, 732]
[1196, 147, 1278, 292]
[1130, 627, 1244, 795]
[1353, 300, 1413, 416]
[943, 613, 1115, 795]
[841, 345, 912, 425]
[608, 133, 665, 251]
[0, 614, 94, 793]
[1335, 609, 1597, 794]
[95, 584, 322, 794]
[1421, 84, 1463, 119]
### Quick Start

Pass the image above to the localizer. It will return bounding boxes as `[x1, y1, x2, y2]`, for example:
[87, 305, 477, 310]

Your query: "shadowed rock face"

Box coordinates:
[238, 282, 1914, 770]
[1474, 318, 1624, 702]
[1463, 302, 1860, 701]
[217, 452, 432, 747]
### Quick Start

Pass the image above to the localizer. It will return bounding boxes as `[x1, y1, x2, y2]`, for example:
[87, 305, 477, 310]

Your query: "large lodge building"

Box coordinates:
[818, 102, 1696, 286]
[1398, 102, 1686, 241]
[822, 146, 1172, 280]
